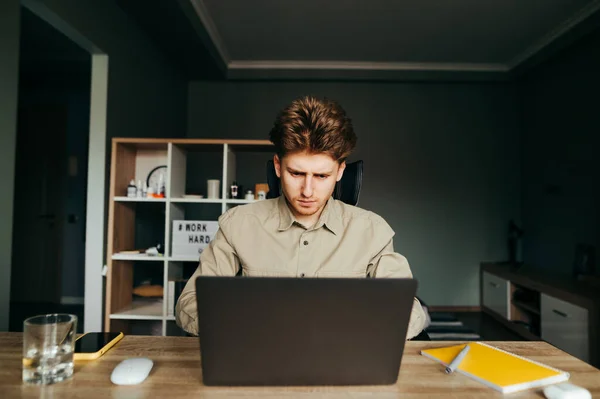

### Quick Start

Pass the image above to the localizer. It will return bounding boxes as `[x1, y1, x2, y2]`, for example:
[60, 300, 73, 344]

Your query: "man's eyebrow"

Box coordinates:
[287, 167, 333, 175]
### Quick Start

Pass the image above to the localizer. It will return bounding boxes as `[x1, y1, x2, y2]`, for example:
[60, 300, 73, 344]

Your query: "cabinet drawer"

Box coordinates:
[482, 272, 509, 319]
[541, 293, 589, 362]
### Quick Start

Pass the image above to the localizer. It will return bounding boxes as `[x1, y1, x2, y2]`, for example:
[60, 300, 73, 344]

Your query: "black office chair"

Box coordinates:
[266, 159, 364, 206]
[265, 159, 429, 341]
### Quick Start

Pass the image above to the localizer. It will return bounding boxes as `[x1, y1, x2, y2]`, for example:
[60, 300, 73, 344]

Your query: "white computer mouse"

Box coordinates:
[110, 357, 154, 385]
[543, 383, 591, 399]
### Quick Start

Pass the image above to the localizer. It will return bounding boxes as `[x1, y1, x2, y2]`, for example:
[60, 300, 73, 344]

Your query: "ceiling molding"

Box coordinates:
[227, 63, 509, 82]
[188, 0, 230, 64]
[507, 0, 600, 69]
[227, 61, 509, 81]
[228, 60, 508, 73]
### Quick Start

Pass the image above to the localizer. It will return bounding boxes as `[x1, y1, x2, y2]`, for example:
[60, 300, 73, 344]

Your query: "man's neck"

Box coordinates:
[286, 201, 324, 229]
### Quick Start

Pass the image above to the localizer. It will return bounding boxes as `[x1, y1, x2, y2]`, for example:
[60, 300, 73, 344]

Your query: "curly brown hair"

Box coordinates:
[269, 95, 357, 163]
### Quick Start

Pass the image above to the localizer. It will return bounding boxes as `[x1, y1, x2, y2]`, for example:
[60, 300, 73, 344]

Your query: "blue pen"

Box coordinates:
[445, 344, 470, 374]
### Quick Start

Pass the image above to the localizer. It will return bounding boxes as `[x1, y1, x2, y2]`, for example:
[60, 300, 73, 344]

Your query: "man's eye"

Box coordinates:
[290, 172, 301, 176]
[316, 175, 328, 179]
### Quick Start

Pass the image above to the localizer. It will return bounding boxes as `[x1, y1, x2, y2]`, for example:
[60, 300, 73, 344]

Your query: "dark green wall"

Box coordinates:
[187, 80, 522, 305]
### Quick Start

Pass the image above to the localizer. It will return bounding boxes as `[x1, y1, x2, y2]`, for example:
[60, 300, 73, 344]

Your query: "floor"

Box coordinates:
[454, 311, 526, 341]
[9, 302, 85, 333]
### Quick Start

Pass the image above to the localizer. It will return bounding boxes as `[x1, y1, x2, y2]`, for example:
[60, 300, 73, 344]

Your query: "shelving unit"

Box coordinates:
[105, 138, 273, 336]
[481, 262, 600, 367]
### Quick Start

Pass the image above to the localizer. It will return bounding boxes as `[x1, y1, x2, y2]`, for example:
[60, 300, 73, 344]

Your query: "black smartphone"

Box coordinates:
[74, 332, 124, 360]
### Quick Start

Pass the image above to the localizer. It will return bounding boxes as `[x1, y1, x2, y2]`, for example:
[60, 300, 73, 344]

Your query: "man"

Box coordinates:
[176, 95, 426, 339]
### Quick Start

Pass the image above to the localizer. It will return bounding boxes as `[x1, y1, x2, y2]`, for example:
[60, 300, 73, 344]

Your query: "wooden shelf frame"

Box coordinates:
[104, 138, 274, 336]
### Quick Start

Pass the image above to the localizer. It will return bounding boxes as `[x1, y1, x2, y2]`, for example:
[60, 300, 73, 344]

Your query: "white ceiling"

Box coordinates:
[189, 0, 600, 80]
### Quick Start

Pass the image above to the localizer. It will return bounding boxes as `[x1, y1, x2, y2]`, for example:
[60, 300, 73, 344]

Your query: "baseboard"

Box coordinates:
[427, 306, 481, 312]
[60, 296, 85, 305]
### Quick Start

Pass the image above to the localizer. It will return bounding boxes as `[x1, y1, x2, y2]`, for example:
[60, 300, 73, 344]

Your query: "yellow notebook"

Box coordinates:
[421, 342, 570, 394]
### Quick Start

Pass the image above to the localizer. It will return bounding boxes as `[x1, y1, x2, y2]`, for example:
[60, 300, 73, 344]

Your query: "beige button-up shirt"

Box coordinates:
[176, 196, 426, 339]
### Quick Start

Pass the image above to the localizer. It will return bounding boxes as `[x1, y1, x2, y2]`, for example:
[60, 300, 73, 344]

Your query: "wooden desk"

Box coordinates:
[1, 332, 599, 398]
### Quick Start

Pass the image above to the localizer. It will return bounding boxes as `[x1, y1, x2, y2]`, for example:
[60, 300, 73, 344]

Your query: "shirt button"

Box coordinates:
[303, 240, 309, 246]
[300, 273, 305, 277]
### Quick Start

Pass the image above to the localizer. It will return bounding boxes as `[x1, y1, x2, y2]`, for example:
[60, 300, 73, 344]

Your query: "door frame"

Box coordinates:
[22, 0, 108, 332]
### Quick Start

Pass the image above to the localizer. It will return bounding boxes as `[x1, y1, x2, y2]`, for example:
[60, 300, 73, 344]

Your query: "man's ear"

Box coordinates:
[336, 161, 346, 182]
[274, 155, 282, 178]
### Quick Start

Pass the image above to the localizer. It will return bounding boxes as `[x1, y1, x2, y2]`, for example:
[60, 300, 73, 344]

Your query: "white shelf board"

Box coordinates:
[170, 197, 223, 204]
[166, 315, 176, 321]
[114, 196, 166, 202]
[168, 256, 200, 262]
[112, 253, 165, 261]
[225, 199, 256, 204]
[110, 300, 164, 320]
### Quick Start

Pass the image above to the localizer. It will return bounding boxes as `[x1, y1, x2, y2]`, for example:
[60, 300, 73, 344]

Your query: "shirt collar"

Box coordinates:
[277, 195, 342, 235]
[277, 196, 295, 231]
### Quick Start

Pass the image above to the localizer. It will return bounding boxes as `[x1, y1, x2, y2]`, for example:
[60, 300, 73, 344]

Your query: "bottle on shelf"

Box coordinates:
[127, 179, 137, 198]
[157, 173, 165, 198]
[230, 181, 238, 199]
[136, 180, 143, 197]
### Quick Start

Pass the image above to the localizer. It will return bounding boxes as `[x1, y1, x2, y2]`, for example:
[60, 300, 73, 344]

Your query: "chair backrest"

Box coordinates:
[266, 159, 363, 206]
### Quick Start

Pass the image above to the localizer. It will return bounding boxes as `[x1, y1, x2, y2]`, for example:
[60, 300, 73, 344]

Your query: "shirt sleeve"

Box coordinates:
[366, 220, 426, 340]
[175, 213, 240, 335]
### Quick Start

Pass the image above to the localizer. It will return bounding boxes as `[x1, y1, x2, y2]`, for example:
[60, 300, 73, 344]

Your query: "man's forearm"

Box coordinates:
[175, 266, 204, 335]
[406, 298, 426, 340]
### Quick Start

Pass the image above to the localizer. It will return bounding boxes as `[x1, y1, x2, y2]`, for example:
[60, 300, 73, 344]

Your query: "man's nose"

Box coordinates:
[302, 176, 313, 197]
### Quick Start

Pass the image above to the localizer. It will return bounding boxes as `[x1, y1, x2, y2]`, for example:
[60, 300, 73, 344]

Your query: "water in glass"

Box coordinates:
[22, 314, 77, 385]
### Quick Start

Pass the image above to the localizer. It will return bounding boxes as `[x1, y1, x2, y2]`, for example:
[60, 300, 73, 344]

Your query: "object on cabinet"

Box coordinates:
[508, 220, 523, 266]
[127, 180, 137, 198]
[157, 173, 165, 197]
[573, 244, 596, 279]
[172, 220, 219, 258]
[145, 246, 161, 256]
[146, 165, 167, 195]
[207, 179, 220, 199]
[136, 180, 143, 197]
[132, 284, 163, 297]
[245, 190, 254, 200]
[117, 249, 144, 255]
[254, 183, 269, 199]
[230, 181, 239, 199]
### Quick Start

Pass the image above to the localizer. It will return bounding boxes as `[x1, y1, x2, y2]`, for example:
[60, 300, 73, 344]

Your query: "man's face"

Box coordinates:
[274, 151, 346, 223]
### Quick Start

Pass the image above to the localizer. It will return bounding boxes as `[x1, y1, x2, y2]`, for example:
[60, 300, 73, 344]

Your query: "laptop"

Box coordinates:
[194, 276, 418, 386]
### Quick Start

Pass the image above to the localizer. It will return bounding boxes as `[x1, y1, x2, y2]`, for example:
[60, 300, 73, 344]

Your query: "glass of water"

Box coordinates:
[22, 314, 77, 385]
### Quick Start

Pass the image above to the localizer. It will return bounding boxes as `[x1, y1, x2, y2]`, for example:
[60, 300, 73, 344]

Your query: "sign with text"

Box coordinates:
[171, 220, 219, 259]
